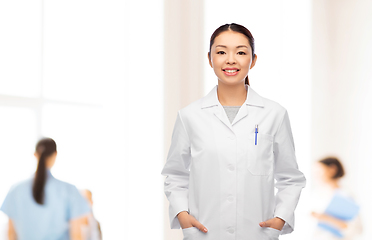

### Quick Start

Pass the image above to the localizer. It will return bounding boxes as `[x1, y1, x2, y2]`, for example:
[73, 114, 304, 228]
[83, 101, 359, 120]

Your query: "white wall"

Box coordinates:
[0, 1, 164, 239]
[312, 0, 372, 239]
[163, 1, 205, 239]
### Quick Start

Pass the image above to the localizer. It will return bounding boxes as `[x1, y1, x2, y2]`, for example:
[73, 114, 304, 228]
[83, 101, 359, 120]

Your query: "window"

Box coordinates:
[0, 1, 164, 239]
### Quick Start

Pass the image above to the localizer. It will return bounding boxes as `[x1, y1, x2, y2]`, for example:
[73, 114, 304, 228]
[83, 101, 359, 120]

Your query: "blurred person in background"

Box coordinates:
[80, 189, 102, 240]
[311, 157, 363, 240]
[0, 137, 90, 240]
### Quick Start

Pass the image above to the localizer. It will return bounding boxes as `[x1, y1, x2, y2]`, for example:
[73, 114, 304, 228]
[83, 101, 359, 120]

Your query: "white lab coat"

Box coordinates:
[161, 84, 306, 240]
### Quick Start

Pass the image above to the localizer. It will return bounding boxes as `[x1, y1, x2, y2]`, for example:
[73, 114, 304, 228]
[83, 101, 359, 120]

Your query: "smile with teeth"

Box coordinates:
[224, 69, 239, 73]
[222, 68, 240, 76]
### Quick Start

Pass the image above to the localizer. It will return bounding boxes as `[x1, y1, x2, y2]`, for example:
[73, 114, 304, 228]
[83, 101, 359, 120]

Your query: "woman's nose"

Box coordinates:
[226, 55, 236, 64]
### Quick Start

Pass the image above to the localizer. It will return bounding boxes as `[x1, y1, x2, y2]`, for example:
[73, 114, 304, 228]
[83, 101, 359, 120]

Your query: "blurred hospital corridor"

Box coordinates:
[1, 0, 372, 239]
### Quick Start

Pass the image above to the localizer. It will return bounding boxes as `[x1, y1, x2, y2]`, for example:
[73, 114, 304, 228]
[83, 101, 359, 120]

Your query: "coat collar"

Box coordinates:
[201, 84, 264, 132]
[201, 84, 264, 109]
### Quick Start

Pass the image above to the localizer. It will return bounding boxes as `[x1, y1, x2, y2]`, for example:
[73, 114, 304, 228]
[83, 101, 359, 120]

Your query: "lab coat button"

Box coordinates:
[228, 196, 234, 202]
[228, 229, 235, 234]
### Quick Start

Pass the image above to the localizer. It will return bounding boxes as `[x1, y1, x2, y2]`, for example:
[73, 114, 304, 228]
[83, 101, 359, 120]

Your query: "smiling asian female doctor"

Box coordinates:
[161, 23, 306, 240]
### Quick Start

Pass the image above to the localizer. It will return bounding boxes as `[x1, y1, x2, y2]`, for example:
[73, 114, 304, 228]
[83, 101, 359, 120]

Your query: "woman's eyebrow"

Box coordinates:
[215, 45, 248, 48]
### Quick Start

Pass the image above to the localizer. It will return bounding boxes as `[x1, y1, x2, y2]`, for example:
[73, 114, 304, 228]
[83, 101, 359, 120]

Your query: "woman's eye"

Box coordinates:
[217, 51, 225, 54]
[238, 51, 246, 55]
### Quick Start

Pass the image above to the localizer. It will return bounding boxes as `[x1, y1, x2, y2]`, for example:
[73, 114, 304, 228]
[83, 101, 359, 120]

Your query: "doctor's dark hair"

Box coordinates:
[319, 157, 345, 179]
[208, 23, 255, 86]
[33, 137, 57, 205]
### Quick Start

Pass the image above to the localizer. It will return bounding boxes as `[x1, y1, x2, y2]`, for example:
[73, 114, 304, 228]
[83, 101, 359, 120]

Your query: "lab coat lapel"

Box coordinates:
[201, 85, 234, 132]
[213, 104, 234, 132]
[232, 85, 265, 125]
[245, 85, 264, 108]
[231, 103, 248, 126]
[201, 84, 264, 132]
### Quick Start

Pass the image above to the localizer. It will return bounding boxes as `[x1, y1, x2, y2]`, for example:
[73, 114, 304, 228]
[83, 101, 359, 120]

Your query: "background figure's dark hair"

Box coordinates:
[319, 157, 345, 179]
[33, 137, 57, 204]
[208, 23, 255, 86]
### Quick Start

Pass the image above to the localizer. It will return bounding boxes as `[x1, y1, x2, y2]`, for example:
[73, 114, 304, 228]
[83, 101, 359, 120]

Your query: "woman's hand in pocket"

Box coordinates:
[259, 217, 285, 231]
[177, 211, 208, 233]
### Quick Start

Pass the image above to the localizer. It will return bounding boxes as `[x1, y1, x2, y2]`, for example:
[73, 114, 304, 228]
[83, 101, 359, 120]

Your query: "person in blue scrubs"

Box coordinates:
[0, 137, 90, 240]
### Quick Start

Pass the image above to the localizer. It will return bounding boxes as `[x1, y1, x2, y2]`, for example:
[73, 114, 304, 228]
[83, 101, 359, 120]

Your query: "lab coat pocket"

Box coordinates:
[247, 133, 274, 176]
[182, 227, 199, 240]
[263, 227, 281, 240]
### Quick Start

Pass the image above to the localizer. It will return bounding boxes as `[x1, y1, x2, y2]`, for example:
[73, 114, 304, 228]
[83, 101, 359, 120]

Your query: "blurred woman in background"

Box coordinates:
[0, 137, 90, 240]
[311, 157, 363, 240]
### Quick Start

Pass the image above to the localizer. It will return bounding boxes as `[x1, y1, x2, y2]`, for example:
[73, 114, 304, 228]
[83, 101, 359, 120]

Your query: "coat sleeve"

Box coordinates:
[273, 110, 306, 234]
[161, 110, 191, 229]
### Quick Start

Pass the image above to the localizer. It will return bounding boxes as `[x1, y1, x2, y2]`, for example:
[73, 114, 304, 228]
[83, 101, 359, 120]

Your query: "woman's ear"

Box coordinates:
[208, 52, 213, 68]
[250, 54, 257, 69]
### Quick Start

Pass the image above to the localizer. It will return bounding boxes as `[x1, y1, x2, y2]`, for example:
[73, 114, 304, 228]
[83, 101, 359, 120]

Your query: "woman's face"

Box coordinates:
[208, 30, 257, 85]
[314, 162, 337, 182]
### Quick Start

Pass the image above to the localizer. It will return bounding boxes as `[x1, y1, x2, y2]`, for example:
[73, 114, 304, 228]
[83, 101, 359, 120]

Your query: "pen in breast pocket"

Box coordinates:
[255, 124, 258, 145]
